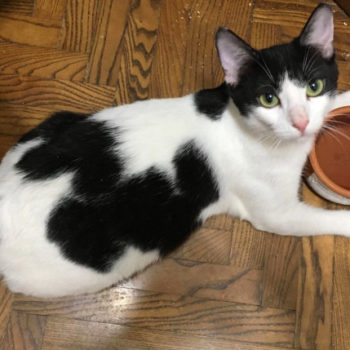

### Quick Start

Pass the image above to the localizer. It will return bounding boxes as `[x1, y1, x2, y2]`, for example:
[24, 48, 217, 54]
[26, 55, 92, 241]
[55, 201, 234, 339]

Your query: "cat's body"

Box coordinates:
[1, 4, 350, 297]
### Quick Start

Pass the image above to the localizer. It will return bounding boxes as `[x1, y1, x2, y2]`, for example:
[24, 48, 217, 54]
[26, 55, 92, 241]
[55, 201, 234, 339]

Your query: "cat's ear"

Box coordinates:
[299, 4, 334, 59]
[216, 28, 253, 86]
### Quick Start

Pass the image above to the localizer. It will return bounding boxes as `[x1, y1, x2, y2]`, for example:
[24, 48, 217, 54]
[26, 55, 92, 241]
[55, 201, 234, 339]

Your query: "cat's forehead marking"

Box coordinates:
[279, 74, 307, 109]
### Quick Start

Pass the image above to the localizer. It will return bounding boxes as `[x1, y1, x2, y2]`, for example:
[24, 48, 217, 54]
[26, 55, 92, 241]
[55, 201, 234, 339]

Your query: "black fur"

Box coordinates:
[16, 111, 122, 198]
[194, 83, 229, 119]
[229, 40, 338, 116]
[16, 112, 219, 272]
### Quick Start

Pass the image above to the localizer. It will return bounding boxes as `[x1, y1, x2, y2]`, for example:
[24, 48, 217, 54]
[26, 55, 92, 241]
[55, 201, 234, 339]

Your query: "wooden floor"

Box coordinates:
[0, 0, 350, 349]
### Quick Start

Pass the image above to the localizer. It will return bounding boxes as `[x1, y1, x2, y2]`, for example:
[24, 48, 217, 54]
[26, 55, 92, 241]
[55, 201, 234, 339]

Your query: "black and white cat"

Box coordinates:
[0, 4, 349, 297]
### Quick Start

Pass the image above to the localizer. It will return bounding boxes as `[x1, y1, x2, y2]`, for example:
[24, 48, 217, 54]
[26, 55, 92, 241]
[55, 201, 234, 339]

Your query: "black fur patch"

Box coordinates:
[16, 111, 121, 198]
[41, 132, 219, 271]
[230, 40, 338, 116]
[194, 83, 229, 119]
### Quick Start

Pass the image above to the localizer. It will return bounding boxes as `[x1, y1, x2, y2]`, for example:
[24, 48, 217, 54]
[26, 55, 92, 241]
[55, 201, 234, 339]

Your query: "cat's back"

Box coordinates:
[0, 93, 222, 297]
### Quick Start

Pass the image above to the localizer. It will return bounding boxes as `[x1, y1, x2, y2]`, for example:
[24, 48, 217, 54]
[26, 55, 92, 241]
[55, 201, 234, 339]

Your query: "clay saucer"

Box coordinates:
[307, 106, 350, 205]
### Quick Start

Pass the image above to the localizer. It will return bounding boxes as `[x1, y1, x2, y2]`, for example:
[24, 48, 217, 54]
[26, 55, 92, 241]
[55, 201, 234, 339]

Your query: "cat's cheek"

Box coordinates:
[250, 106, 281, 132]
[307, 95, 333, 134]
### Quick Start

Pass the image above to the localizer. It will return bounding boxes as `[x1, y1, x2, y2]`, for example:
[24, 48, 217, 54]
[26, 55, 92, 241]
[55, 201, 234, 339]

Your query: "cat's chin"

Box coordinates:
[275, 131, 316, 143]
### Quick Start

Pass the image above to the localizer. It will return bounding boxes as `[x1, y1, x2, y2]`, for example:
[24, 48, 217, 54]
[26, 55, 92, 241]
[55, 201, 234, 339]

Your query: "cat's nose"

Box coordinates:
[292, 119, 309, 133]
[290, 107, 309, 134]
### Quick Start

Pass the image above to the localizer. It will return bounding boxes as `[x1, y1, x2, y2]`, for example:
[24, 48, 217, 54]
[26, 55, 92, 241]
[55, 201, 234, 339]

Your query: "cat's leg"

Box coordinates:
[251, 202, 350, 237]
[330, 91, 350, 110]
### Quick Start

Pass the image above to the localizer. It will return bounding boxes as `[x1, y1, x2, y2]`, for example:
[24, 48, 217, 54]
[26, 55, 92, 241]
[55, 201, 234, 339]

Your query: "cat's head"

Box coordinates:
[216, 3, 338, 141]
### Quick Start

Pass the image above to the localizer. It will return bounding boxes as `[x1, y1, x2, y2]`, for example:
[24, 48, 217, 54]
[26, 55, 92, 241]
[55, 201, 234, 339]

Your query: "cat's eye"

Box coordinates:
[259, 93, 279, 108]
[306, 79, 324, 97]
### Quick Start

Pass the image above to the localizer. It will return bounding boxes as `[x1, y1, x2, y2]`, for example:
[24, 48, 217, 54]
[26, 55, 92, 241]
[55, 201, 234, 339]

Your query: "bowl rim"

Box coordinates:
[309, 106, 350, 199]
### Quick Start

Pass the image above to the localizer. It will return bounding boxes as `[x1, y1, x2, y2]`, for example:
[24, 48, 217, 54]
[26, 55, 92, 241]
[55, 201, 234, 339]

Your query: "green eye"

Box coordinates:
[259, 93, 279, 108]
[306, 79, 324, 97]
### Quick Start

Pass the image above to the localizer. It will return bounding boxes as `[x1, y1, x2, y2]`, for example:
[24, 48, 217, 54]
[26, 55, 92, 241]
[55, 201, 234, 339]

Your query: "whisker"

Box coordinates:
[321, 125, 344, 147]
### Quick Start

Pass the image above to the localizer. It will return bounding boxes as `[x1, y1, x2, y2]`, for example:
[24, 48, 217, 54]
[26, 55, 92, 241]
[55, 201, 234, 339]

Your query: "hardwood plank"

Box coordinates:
[87, 0, 130, 86]
[0, 74, 115, 113]
[0, 0, 34, 15]
[33, 0, 66, 20]
[60, 0, 101, 53]
[231, 220, 267, 269]
[171, 227, 233, 264]
[0, 279, 13, 344]
[148, 0, 192, 98]
[13, 287, 296, 346]
[250, 22, 280, 49]
[114, 0, 162, 105]
[253, 0, 349, 33]
[122, 258, 262, 305]
[182, 0, 253, 94]
[335, 0, 350, 16]
[262, 236, 300, 310]
[332, 237, 350, 349]
[295, 185, 334, 349]
[203, 214, 234, 231]
[0, 103, 52, 138]
[0, 13, 61, 48]
[295, 236, 334, 349]
[0, 41, 88, 82]
[338, 61, 350, 91]
[2, 311, 47, 350]
[42, 316, 298, 350]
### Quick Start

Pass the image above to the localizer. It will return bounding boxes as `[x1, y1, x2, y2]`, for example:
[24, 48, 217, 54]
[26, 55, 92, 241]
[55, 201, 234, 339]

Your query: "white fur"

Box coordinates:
[1, 83, 350, 297]
[0, 138, 160, 297]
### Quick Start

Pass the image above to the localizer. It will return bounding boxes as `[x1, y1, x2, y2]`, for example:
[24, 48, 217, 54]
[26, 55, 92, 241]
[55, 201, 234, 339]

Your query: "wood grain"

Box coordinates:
[332, 237, 350, 349]
[0, 279, 13, 344]
[13, 287, 296, 346]
[295, 236, 334, 350]
[60, 0, 101, 53]
[295, 185, 334, 349]
[41, 317, 297, 350]
[122, 258, 262, 305]
[171, 227, 233, 264]
[86, 0, 130, 86]
[231, 220, 267, 269]
[182, 0, 253, 94]
[148, 0, 192, 98]
[262, 236, 300, 310]
[0, 0, 34, 15]
[0, 74, 115, 113]
[2, 311, 46, 350]
[114, 0, 162, 105]
[0, 41, 88, 81]
[0, 13, 61, 48]
[33, 0, 66, 20]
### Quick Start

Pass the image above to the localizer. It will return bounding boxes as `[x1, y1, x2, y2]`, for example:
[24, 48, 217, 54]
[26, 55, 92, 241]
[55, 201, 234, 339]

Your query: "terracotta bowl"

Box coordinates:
[306, 106, 350, 205]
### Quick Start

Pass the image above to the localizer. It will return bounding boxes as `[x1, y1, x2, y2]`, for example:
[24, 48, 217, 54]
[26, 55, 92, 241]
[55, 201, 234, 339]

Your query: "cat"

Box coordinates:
[0, 3, 350, 298]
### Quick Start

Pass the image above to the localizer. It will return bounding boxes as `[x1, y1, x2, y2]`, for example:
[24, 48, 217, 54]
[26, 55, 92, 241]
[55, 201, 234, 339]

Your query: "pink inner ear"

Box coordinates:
[303, 7, 334, 58]
[217, 41, 249, 85]
[216, 30, 251, 86]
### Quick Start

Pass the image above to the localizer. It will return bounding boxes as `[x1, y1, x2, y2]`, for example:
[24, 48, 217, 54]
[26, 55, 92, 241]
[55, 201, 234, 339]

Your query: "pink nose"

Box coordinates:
[293, 119, 309, 133]
[290, 106, 309, 134]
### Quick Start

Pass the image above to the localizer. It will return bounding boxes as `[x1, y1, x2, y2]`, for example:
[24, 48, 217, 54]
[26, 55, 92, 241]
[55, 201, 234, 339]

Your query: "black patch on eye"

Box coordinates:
[194, 83, 229, 120]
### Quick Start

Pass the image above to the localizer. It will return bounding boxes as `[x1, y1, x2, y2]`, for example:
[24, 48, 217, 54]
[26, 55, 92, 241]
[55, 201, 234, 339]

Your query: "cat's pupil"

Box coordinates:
[265, 93, 274, 103]
[309, 81, 318, 91]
